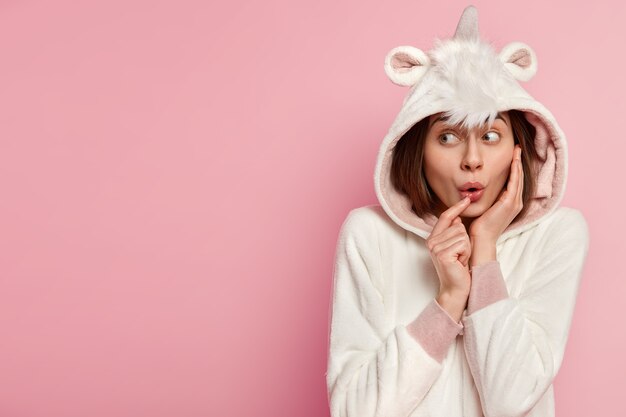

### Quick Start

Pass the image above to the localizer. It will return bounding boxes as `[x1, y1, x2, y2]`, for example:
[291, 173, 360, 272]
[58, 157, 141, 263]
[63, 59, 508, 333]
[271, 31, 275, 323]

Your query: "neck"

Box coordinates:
[461, 216, 473, 231]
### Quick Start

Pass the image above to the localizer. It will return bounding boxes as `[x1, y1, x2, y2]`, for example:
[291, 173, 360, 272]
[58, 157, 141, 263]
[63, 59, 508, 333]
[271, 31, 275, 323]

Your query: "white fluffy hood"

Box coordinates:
[375, 4, 567, 242]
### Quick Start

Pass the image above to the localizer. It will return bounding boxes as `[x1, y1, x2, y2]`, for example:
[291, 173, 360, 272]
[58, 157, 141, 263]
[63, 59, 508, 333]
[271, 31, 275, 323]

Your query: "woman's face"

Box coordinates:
[423, 111, 515, 219]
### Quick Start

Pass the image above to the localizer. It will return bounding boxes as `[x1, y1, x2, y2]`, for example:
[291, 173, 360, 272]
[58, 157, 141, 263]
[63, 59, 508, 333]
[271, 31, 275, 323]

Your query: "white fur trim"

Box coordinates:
[426, 37, 509, 130]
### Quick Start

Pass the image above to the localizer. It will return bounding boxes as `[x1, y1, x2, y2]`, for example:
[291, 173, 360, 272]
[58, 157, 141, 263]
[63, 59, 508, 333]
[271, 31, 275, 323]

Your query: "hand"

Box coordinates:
[469, 145, 524, 243]
[427, 196, 473, 297]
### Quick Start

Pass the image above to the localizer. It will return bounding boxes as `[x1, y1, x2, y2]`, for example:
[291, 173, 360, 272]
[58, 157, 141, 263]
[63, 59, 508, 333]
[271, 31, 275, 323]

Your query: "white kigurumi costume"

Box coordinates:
[326, 4, 590, 417]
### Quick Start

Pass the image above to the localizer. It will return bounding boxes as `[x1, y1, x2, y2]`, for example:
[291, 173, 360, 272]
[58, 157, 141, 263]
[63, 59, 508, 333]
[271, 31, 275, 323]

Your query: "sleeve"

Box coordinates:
[326, 209, 464, 417]
[460, 209, 590, 417]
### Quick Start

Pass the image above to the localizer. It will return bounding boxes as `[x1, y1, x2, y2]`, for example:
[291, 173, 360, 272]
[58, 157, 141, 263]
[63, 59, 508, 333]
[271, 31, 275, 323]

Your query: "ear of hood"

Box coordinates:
[375, 5, 567, 243]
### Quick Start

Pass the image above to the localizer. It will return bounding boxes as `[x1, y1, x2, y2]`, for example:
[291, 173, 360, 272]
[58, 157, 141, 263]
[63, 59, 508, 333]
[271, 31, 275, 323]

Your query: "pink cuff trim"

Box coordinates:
[467, 260, 509, 315]
[405, 299, 463, 363]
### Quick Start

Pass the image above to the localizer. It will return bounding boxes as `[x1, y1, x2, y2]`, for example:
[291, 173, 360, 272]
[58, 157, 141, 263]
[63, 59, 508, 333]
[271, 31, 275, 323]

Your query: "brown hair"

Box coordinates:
[390, 110, 538, 222]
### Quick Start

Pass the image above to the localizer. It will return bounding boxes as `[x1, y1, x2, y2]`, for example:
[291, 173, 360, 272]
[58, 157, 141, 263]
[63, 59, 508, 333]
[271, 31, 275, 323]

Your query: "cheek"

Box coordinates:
[494, 160, 513, 185]
[423, 152, 450, 185]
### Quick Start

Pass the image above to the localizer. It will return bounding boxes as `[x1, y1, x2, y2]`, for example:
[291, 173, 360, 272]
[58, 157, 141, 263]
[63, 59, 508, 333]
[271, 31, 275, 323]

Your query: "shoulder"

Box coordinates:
[544, 207, 588, 236]
[339, 204, 390, 235]
[537, 206, 590, 252]
[336, 204, 397, 250]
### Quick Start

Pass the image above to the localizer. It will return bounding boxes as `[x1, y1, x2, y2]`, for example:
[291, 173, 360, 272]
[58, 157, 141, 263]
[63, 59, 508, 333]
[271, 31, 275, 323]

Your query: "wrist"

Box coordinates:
[437, 287, 469, 303]
[469, 231, 498, 244]
[470, 236, 497, 269]
[436, 290, 468, 323]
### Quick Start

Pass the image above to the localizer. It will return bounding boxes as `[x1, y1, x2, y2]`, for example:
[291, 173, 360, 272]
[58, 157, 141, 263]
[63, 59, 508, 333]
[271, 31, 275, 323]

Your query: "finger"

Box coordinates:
[439, 239, 471, 265]
[458, 236, 471, 266]
[432, 233, 469, 257]
[458, 248, 470, 267]
[431, 196, 471, 236]
[504, 148, 519, 204]
[428, 223, 467, 249]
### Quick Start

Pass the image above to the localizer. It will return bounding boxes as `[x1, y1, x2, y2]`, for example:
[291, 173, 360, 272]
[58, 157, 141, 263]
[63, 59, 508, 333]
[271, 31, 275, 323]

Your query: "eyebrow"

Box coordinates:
[429, 112, 507, 128]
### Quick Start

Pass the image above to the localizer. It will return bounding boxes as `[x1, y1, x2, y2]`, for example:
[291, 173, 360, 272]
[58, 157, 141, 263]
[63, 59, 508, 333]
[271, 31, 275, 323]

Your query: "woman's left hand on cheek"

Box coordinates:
[469, 145, 524, 244]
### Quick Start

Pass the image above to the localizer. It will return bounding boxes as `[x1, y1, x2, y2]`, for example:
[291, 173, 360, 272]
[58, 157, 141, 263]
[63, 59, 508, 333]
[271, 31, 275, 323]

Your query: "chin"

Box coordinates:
[459, 202, 488, 217]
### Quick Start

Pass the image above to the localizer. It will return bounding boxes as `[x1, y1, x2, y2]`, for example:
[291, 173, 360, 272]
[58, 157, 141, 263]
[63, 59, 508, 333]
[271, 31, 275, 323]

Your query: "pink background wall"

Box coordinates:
[0, 0, 622, 416]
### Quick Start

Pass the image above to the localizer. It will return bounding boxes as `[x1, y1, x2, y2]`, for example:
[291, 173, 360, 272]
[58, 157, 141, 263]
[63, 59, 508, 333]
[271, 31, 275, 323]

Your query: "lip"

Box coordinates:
[459, 181, 485, 191]
[458, 182, 485, 203]
[459, 188, 485, 203]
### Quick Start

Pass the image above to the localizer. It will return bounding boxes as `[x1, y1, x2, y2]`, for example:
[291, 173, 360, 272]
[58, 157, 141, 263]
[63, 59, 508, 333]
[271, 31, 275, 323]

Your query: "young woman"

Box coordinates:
[326, 5, 589, 417]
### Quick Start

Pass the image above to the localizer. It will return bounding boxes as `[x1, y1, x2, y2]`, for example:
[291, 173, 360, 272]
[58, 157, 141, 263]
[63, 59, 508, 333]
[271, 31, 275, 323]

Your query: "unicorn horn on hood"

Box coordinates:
[454, 5, 480, 41]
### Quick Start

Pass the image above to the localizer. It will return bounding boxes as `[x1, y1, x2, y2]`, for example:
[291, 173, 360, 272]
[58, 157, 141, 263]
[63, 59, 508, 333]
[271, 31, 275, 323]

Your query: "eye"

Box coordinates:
[438, 132, 460, 144]
[483, 131, 500, 142]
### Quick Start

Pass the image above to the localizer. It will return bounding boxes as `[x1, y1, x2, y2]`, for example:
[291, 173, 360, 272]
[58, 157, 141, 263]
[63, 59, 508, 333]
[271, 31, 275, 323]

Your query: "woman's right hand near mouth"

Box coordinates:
[426, 196, 472, 322]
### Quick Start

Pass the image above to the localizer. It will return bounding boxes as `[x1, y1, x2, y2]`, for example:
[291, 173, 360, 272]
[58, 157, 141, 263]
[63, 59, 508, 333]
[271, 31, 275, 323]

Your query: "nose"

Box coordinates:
[461, 135, 483, 171]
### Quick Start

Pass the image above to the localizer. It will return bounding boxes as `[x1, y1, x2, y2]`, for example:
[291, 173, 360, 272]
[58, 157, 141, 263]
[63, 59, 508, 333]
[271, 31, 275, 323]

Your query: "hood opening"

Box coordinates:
[374, 108, 567, 241]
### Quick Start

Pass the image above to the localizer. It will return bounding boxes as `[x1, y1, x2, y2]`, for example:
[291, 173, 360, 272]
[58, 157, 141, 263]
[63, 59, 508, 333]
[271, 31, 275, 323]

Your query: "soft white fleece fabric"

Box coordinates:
[326, 5, 590, 417]
[326, 205, 588, 417]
